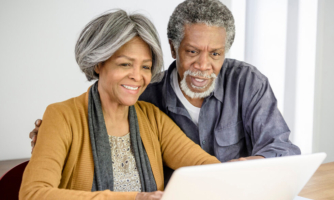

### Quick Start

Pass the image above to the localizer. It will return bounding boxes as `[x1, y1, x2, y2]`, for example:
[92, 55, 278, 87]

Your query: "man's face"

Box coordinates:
[172, 23, 226, 99]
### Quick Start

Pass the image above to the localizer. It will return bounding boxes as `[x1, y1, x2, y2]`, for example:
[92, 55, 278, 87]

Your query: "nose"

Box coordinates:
[128, 65, 142, 82]
[194, 52, 211, 71]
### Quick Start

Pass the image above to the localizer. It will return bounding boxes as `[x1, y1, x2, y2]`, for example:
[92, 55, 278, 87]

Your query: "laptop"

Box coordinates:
[161, 153, 326, 200]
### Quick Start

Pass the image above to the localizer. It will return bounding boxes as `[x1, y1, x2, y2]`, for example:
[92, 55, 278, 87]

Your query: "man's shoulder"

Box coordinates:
[223, 58, 267, 81]
[139, 71, 167, 108]
[150, 70, 166, 84]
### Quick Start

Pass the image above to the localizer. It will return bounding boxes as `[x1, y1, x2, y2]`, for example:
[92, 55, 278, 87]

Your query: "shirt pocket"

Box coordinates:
[214, 121, 246, 162]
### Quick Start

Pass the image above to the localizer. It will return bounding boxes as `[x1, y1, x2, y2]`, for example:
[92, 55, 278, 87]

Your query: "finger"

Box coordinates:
[31, 140, 35, 148]
[153, 192, 163, 195]
[152, 191, 164, 199]
[29, 131, 34, 139]
[35, 119, 42, 127]
[29, 129, 37, 139]
[32, 135, 37, 143]
[239, 157, 247, 161]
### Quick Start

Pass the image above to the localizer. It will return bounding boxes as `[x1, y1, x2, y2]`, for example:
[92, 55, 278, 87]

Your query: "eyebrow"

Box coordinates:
[185, 44, 224, 51]
[116, 55, 152, 62]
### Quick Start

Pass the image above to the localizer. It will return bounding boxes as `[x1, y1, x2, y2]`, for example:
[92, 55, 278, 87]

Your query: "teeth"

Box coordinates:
[122, 85, 139, 90]
[194, 78, 205, 82]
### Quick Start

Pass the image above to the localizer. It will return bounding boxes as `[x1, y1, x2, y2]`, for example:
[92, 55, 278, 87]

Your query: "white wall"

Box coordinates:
[0, 0, 231, 161]
[244, 0, 288, 112]
[1, 0, 333, 163]
[290, 0, 318, 155]
[0, 0, 185, 161]
[229, 0, 246, 61]
[313, 0, 334, 163]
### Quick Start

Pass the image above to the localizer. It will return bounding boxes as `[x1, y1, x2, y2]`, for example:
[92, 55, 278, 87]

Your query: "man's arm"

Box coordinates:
[228, 156, 264, 162]
[242, 76, 301, 158]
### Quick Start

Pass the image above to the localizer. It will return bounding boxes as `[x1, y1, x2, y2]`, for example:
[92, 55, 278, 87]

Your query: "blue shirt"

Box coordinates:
[139, 59, 301, 183]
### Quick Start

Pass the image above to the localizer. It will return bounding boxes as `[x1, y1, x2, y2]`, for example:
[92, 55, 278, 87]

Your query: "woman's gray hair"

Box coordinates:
[75, 10, 163, 81]
[167, 0, 235, 52]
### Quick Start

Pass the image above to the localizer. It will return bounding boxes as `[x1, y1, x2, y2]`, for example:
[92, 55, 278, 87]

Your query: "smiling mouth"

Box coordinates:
[190, 76, 209, 88]
[121, 85, 139, 90]
[194, 78, 206, 82]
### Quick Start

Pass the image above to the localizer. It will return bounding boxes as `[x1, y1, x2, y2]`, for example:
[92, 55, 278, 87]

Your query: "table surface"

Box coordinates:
[298, 162, 334, 200]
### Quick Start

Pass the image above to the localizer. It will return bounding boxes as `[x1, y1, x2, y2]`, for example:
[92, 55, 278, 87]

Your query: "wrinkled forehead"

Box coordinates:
[181, 23, 226, 49]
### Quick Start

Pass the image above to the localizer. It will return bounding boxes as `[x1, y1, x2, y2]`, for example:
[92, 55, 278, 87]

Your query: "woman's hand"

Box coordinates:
[29, 119, 42, 153]
[135, 191, 164, 200]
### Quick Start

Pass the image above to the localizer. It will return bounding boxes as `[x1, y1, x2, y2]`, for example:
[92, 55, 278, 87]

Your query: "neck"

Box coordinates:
[98, 86, 129, 137]
[182, 90, 204, 107]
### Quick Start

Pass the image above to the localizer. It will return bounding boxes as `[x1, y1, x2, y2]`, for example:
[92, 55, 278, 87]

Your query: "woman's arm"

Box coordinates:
[19, 104, 138, 200]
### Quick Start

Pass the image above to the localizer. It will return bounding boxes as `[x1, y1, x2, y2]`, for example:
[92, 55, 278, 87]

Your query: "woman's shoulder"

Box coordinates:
[135, 101, 162, 115]
[45, 92, 88, 118]
[135, 101, 171, 127]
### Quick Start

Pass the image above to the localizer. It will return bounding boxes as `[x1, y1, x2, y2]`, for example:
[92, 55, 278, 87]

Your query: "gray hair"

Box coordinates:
[75, 10, 163, 81]
[167, 0, 235, 52]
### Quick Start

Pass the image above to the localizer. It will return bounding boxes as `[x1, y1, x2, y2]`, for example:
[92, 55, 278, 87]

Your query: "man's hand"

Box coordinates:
[228, 156, 265, 162]
[29, 119, 42, 153]
[135, 191, 164, 200]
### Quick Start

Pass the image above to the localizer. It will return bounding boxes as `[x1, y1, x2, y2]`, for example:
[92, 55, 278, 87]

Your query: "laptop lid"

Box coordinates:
[162, 153, 326, 200]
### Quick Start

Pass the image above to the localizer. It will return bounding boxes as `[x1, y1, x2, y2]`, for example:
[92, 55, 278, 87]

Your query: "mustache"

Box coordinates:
[184, 70, 217, 79]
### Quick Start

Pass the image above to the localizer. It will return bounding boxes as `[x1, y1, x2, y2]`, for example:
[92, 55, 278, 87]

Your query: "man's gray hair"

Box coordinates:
[167, 0, 235, 52]
[75, 10, 163, 81]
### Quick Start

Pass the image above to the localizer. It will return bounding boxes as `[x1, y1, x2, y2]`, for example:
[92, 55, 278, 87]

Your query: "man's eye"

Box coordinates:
[212, 52, 220, 56]
[187, 50, 197, 54]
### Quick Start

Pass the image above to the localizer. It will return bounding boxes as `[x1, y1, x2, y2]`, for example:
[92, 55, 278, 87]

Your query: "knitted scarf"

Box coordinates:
[88, 81, 157, 192]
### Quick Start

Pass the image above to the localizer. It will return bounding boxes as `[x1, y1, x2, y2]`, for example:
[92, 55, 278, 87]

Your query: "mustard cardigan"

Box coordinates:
[20, 88, 220, 200]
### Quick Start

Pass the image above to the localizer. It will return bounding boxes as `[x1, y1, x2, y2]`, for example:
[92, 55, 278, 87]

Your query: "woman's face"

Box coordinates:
[95, 37, 152, 106]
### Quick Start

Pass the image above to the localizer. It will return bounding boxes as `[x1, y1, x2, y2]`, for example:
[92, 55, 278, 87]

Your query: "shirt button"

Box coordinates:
[202, 140, 206, 145]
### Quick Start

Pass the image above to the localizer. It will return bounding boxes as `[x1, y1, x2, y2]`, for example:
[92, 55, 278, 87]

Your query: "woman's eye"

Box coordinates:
[143, 66, 151, 70]
[120, 63, 131, 67]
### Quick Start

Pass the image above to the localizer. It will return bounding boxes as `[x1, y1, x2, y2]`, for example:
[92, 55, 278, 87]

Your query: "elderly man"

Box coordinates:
[30, 0, 300, 184]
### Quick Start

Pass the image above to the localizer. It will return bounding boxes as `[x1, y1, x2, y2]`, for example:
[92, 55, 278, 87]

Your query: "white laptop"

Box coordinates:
[162, 153, 326, 200]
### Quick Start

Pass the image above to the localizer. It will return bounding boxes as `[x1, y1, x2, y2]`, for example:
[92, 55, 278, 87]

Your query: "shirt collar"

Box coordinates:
[212, 59, 227, 103]
[163, 61, 178, 109]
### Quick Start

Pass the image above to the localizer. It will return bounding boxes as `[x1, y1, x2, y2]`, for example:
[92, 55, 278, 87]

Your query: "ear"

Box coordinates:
[168, 39, 177, 59]
[94, 63, 102, 74]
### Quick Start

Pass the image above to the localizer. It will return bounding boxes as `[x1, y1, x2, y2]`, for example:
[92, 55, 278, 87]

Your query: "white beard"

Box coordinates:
[180, 70, 217, 99]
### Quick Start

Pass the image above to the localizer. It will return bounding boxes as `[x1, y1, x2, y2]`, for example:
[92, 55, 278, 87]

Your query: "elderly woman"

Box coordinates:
[19, 10, 220, 200]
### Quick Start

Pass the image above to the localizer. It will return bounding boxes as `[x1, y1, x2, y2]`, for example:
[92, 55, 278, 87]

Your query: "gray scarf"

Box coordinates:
[88, 81, 157, 192]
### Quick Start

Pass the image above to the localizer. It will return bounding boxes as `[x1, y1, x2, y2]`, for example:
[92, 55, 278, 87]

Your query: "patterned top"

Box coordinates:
[109, 133, 141, 192]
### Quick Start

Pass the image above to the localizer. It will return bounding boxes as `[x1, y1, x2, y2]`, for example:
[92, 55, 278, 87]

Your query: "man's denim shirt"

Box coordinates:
[140, 59, 300, 166]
